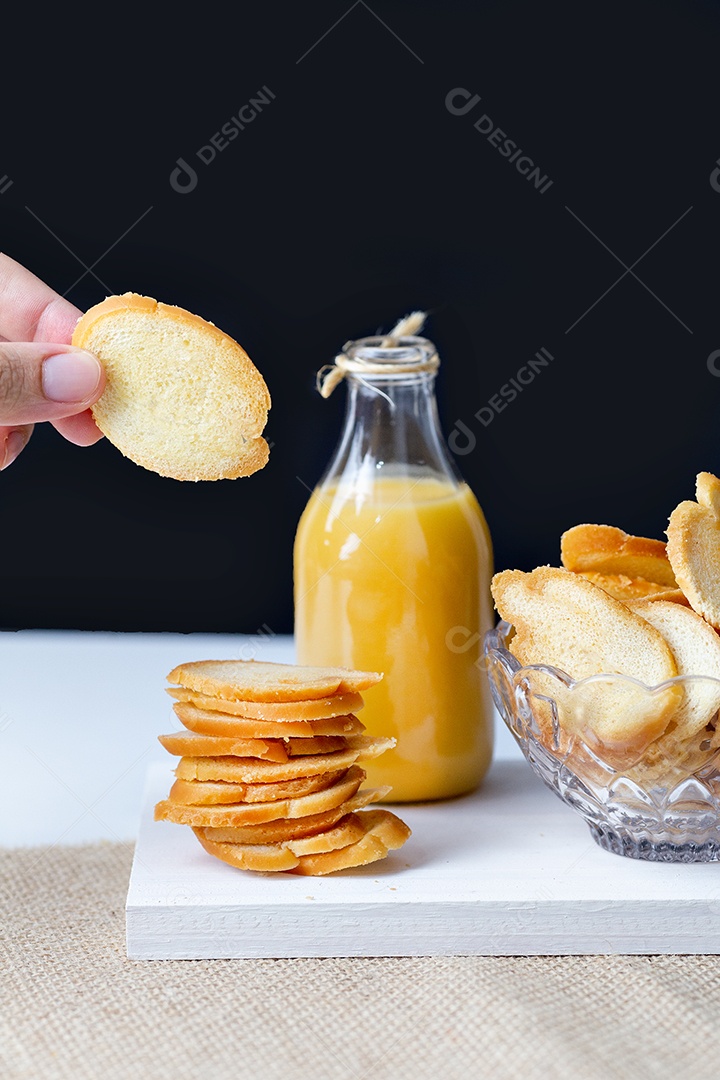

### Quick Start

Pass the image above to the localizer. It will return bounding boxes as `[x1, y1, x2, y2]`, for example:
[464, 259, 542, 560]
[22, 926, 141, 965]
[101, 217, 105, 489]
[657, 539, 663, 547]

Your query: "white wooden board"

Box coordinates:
[126, 760, 720, 958]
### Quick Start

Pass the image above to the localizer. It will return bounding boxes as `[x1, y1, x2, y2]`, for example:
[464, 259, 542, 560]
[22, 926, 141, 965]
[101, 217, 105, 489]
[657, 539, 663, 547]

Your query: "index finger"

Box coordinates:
[0, 252, 82, 344]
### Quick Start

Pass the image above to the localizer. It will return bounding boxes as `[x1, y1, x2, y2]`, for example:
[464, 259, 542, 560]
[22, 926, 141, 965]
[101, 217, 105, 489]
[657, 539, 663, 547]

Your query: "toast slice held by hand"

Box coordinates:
[72, 292, 271, 481]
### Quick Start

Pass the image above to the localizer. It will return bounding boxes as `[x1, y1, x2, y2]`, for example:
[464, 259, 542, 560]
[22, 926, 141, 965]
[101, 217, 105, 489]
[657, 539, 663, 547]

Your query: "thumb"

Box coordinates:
[0, 343, 104, 426]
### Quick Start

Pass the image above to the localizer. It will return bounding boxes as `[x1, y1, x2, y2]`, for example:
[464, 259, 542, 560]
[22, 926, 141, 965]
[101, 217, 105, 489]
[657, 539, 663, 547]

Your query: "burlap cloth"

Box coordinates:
[1, 843, 719, 1080]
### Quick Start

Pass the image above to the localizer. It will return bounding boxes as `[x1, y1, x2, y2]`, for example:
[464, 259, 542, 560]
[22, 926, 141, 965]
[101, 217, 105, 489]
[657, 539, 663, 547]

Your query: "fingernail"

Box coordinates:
[1, 430, 28, 471]
[42, 351, 102, 403]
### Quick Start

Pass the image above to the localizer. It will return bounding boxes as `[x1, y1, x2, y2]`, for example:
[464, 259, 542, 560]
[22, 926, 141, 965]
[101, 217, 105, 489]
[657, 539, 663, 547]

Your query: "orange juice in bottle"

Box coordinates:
[293, 321, 494, 801]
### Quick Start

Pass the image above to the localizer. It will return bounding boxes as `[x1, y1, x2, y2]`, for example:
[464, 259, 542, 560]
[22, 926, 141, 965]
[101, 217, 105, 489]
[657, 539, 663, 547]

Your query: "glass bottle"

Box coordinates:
[293, 332, 494, 802]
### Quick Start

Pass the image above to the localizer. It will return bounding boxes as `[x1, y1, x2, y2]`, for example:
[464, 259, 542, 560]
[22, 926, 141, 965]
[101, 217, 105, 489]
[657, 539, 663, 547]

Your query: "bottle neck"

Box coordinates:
[320, 370, 461, 494]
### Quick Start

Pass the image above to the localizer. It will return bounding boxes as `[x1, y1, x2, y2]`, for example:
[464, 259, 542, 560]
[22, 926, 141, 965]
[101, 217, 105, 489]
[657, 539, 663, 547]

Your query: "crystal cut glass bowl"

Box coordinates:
[485, 621, 720, 862]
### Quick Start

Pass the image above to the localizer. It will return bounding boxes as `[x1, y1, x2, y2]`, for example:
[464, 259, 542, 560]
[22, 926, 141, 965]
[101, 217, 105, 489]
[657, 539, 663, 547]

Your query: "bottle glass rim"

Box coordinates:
[343, 335, 438, 370]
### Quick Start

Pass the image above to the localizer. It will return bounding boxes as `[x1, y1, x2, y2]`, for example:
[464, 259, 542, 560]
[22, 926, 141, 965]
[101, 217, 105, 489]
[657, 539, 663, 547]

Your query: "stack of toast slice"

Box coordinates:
[154, 660, 411, 874]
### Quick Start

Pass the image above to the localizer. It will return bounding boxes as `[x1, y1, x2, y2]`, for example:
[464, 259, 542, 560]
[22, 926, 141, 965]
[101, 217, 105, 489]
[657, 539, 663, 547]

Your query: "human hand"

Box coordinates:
[0, 253, 106, 470]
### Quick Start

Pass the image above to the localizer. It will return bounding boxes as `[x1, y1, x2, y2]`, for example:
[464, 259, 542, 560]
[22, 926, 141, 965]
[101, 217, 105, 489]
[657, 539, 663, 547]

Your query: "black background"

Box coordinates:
[1, 0, 718, 633]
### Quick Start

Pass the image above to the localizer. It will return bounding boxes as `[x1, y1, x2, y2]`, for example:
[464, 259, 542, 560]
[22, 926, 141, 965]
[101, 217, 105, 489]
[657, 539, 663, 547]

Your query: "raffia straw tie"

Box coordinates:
[316, 352, 439, 398]
[316, 310, 437, 398]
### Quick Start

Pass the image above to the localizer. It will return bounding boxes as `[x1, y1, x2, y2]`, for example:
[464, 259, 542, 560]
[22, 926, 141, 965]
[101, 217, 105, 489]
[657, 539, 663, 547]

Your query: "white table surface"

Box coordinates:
[0, 630, 519, 848]
[6, 630, 720, 956]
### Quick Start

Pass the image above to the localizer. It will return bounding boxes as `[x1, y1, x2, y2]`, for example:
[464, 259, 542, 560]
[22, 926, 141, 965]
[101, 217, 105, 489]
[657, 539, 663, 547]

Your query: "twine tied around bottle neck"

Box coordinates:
[316, 311, 439, 398]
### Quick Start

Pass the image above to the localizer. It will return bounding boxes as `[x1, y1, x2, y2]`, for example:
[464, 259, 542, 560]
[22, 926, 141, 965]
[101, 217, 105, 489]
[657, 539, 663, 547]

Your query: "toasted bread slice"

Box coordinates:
[154, 765, 366, 826]
[491, 567, 679, 685]
[174, 736, 392, 784]
[628, 717, 720, 785]
[172, 701, 365, 739]
[193, 831, 300, 871]
[158, 730, 347, 760]
[167, 688, 365, 720]
[345, 734, 396, 759]
[630, 600, 720, 740]
[167, 770, 343, 806]
[200, 786, 390, 843]
[192, 812, 370, 869]
[696, 471, 720, 517]
[291, 810, 411, 875]
[491, 566, 680, 750]
[194, 808, 410, 875]
[158, 731, 289, 762]
[561, 524, 676, 587]
[578, 571, 688, 606]
[281, 736, 348, 756]
[175, 747, 361, 784]
[72, 293, 270, 481]
[522, 666, 681, 766]
[278, 813, 368, 856]
[667, 473, 720, 629]
[167, 659, 382, 702]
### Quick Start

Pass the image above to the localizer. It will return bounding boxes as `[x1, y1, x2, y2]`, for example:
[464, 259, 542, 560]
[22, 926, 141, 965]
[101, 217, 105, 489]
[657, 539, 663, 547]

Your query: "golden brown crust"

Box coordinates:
[154, 765, 367, 826]
[167, 688, 365, 721]
[282, 814, 369, 856]
[577, 571, 688, 605]
[172, 701, 365, 739]
[345, 734, 396, 759]
[158, 731, 289, 762]
[199, 786, 390, 843]
[166, 659, 383, 703]
[191, 812, 374, 869]
[561, 524, 676, 586]
[175, 747, 361, 784]
[191, 808, 410, 876]
[290, 810, 411, 875]
[172, 736, 392, 785]
[73, 294, 265, 376]
[167, 770, 343, 806]
[283, 736, 348, 756]
[192, 830, 300, 871]
[72, 293, 157, 334]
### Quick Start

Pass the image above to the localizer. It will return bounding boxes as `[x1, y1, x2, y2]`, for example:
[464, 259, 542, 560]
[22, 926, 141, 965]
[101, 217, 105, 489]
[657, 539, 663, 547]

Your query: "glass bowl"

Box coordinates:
[484, 621, 720, 862]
